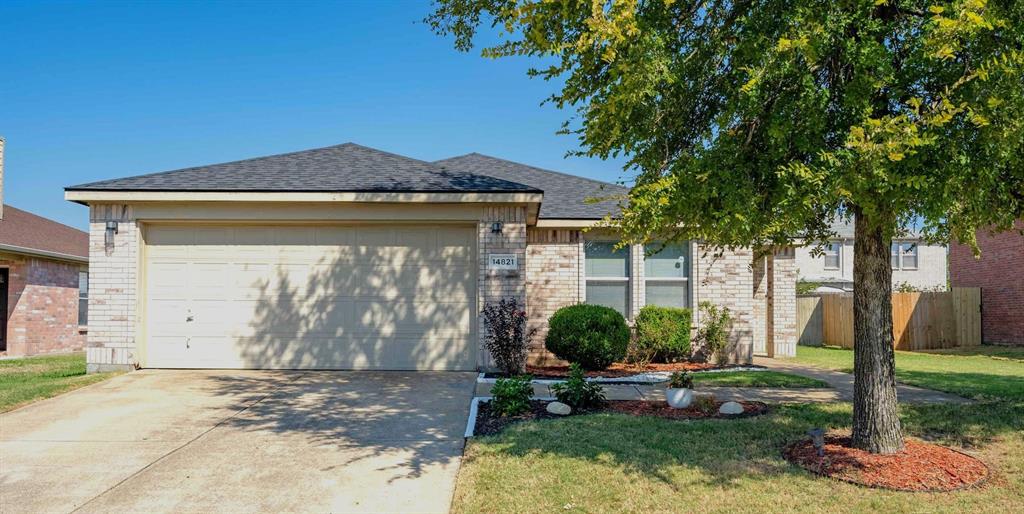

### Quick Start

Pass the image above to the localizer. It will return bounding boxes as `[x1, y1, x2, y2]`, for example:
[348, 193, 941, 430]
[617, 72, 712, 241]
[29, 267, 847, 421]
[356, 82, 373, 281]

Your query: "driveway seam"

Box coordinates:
[69, 372, 306, 513]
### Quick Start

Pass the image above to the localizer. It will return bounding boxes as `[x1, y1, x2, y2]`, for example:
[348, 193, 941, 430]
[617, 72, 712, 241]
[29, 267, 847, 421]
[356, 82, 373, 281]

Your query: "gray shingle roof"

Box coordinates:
[435, 153, 628, 219]
[66, 143, 540, 193]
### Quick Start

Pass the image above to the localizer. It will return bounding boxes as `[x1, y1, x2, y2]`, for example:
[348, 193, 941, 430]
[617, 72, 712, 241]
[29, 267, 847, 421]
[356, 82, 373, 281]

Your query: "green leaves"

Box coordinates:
[428, 0, 1024, 251]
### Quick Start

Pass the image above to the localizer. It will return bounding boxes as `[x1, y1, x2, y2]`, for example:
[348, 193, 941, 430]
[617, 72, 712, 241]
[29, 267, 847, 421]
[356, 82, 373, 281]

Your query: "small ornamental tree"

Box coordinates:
[430, 1, 1024, 454]
[481, 298, 533, 376]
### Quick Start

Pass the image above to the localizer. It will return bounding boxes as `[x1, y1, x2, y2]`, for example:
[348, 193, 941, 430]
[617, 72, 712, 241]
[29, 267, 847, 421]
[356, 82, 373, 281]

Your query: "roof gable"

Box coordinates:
[67, 143, 539, 194]
[435, 153, 628, 219]
[0, 205, 88, 260]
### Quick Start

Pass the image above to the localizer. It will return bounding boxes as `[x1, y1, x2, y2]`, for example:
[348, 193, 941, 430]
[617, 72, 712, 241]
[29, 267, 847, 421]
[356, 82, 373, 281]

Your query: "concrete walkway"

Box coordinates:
[1, 370, 477, 514]
[753, 357, 971, 404]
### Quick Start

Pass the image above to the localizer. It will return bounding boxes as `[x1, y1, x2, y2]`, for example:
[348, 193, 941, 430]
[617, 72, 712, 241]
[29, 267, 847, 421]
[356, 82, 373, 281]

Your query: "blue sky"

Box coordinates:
[0, 0, 629, 230]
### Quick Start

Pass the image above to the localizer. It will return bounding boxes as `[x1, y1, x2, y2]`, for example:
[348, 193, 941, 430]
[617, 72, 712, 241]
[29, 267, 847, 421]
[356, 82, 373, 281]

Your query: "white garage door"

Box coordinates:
[143, 224, 477, 370]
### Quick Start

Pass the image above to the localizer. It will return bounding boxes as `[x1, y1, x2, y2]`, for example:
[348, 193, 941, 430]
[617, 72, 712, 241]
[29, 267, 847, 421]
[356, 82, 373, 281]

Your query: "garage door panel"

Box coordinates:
[144, 224, 477, 370]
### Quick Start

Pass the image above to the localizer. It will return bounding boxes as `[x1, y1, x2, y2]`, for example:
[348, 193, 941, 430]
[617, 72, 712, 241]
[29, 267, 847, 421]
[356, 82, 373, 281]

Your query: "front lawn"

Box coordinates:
[454, 401, 1024, 513]
[0, 353, 120, 412]
[693, 370, 828, 388]
[790, 345, 1024, 401]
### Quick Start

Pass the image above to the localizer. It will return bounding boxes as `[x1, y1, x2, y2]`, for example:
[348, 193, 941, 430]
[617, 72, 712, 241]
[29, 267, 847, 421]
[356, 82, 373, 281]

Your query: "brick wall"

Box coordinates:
[524, 228, 582, 363]
[768, 247, 798, 357]
[85, 204, 138, 372]
[1, 253, 86, 356]
[694, 246, 757, 362]
[949, 222, 1024, 345]
[477, 205, 529, 368]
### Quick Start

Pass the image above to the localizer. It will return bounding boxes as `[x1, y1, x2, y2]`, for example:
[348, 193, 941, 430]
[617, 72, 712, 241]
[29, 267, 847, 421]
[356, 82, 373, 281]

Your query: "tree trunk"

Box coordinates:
[851, 208, 905, 454]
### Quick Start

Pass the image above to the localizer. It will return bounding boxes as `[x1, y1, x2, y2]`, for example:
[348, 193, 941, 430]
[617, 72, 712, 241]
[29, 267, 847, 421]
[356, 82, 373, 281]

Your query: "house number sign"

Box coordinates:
[488, 254, 518, 270]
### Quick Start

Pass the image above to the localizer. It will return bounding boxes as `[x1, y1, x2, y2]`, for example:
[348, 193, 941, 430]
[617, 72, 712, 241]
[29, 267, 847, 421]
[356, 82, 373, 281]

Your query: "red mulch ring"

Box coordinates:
[784, 435, 989, 492]
[510, 362, 761, 380]
[473, 399, 768, 436]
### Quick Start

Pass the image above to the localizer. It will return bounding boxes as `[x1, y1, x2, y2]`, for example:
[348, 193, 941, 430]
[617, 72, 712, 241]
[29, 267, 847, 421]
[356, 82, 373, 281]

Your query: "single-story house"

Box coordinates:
[0, 205, 90, 356]
[796, 220, 947, 293]
[949, 221, 1024, 345]
[65, 143, 796, 372]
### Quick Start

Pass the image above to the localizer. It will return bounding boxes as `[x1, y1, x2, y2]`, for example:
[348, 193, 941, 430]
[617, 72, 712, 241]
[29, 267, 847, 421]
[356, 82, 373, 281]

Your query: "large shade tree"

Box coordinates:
[428, 0, 1024, 453]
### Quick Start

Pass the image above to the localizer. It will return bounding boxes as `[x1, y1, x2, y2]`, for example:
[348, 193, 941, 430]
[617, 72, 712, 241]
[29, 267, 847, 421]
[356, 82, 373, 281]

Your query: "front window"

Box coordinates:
[891, 242, 918, 270]
[78, 271, 89, 325]
[644, 241, 690, 309]
[585, 241, 630, 317]
[823, 242, 841, 270]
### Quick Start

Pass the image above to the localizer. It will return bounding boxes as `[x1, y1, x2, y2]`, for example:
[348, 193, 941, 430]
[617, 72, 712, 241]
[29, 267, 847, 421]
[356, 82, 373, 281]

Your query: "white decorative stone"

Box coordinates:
[546, 401, 571, 416]
[718, 401, 744, 415]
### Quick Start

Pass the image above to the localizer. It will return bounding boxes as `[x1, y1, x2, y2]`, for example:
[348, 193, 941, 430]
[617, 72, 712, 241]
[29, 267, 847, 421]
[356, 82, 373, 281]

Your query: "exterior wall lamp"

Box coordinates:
[105, 220, 119, 249]
[490, 221, 503, 234]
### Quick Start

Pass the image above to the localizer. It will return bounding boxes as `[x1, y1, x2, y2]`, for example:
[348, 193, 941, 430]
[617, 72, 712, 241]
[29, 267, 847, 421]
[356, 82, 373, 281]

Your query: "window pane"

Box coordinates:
[644, 242, 689, 278]
[645, 281, 689, 309]
[586, 282, 628, 317]
[79, 299, 88, 325]
[78, 271, 89, 298]
[901, 243, 918, 269]
[585, 241, 629, 277]
[891, 243, 900, 269]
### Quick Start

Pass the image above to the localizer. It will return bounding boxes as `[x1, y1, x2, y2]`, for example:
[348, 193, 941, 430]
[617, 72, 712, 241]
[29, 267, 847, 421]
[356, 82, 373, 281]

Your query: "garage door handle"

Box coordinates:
[186, 315, 194, 322]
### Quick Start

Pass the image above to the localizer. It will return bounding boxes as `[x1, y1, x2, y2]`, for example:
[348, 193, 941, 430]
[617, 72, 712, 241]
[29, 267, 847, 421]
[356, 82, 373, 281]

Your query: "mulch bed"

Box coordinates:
[473, 399, 769, 437]
[483, 362, 764, 380]
[784, 434, 989, 492]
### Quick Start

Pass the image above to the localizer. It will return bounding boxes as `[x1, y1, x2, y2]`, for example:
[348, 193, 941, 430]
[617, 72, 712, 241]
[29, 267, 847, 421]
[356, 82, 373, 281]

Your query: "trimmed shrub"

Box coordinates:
[545, 304, 630, 370]
[630, 305, 692, 365]
[490, 375, 533, 416]
[550, 363, 606, 411]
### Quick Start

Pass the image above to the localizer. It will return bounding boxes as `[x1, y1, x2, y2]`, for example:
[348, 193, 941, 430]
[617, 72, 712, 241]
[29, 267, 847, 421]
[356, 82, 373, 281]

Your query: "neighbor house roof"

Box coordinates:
[828, 219, 922, 240]
[66, 143, 540, 194]
[0, 205, 88, 262]
[435, 153, 628, 219]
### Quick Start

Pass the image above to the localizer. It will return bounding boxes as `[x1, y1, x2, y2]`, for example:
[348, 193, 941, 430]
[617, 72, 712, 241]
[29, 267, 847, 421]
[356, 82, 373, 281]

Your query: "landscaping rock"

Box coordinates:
[546, 401, 572, 416]
[719, 401, 744, 415]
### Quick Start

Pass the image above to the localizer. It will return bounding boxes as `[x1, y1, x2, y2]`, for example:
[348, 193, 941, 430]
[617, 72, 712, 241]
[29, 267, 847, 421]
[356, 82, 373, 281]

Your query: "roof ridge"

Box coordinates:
[436, 153, 629, 190]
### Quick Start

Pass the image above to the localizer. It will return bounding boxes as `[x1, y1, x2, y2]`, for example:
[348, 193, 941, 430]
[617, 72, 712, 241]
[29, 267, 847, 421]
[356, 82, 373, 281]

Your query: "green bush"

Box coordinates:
[693, 302, 734, 365]
[490, 375, 533, 416]
[550, 363, 606, 411]
[545, 304, 630, 370]
[631, 305, 692, 365]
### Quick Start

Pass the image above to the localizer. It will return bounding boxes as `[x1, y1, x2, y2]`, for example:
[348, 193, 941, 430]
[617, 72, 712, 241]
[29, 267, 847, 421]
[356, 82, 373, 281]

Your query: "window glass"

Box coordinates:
[585, 241, 629, 277]
[78, 271, 89, 325]
[586, 282, 629, 316]
[891, 243, 900, 269]
[644, 242, 689, 278]
[645, 282, 688, 309]
[824, 243, 841, 269]
[901, 243, 918, 269]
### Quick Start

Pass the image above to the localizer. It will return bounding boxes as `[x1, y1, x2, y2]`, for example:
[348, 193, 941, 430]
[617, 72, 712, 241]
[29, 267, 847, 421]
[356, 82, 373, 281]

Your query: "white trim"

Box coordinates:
[0, 243, 88, 264]
[66, 190, 543, 205]
[535, 219, 603, 228]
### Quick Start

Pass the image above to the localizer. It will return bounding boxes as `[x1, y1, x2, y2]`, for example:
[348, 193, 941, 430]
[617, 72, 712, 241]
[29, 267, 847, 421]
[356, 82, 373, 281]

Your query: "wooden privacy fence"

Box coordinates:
[797, 287, 982, 351]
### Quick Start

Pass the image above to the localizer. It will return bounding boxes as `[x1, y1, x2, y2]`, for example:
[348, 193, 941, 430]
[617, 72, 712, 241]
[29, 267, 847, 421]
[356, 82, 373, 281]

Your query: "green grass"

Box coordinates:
[692, 370, 829, 388]
[791, 345, 1024, 401]
[0, 353, 120, 412]
[454, 401, 1024, 513]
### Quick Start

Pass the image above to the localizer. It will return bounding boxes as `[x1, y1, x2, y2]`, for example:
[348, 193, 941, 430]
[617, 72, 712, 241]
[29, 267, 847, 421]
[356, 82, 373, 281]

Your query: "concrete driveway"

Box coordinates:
[0, 370, 477, 513]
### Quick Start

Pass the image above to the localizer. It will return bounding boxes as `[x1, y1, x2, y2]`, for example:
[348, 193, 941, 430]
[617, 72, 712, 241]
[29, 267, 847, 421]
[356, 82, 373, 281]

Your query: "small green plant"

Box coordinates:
[629, 305, 692, 367]
[693, 394, 717, 415]
[550, 363, 606, 411]
[490, 375, 533, 417]
[796, 280, 822, 295]
[667, 371, 693, 389]
[693, 302, 734, 366]
[545, 304, 630, 370]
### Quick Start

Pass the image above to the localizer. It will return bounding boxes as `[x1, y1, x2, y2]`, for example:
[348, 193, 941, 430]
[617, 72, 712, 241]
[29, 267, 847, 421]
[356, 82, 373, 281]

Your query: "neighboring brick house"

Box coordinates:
[949, 222, 1024, 345]
[0, 205, 90, 356]
[65, 143, 796, 372]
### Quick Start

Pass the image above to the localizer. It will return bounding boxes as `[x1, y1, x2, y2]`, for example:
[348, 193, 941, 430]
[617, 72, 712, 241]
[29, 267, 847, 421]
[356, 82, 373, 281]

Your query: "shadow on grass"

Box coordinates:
[472, 400, 1024, 487]
[894, 369, 1024, 402]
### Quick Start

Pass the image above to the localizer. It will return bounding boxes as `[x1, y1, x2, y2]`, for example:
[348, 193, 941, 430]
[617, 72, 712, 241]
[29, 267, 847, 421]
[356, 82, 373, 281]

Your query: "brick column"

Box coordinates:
[768, 247, 798, 357]
[477, 205, 528, 369]
[86, 204, 139, 372]
[695, 246, 756, 363]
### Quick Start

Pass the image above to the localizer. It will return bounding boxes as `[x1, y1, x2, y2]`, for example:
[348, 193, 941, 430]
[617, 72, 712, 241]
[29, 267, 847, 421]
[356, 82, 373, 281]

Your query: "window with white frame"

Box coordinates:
[891, 242, 918, 270]
[644, 241, 690, 309]
[78, 270, 89, 325]
[584, 241, 630, 317]
[823, 242, 841, 270]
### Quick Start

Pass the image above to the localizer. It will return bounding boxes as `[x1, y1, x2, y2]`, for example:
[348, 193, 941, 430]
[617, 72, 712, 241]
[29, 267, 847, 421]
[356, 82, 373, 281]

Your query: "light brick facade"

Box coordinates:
[85, 204, 139, 372]
[949, 222, 1024, 345]
[1, 252, 86, 356]
[477, 205, 528, 368]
